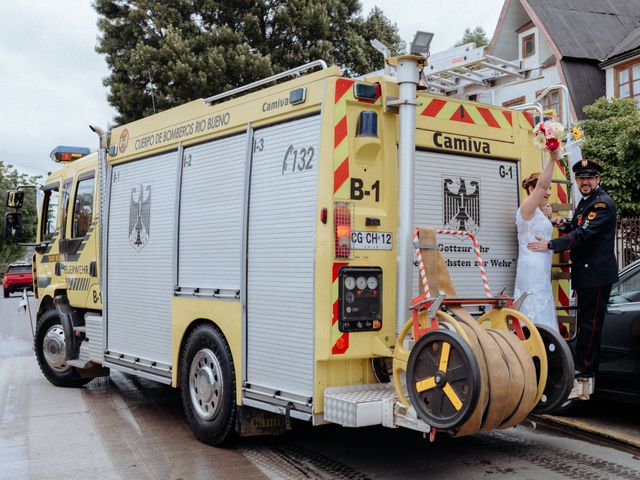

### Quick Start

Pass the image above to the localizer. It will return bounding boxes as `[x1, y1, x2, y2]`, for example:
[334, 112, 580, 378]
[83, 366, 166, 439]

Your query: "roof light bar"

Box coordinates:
[50, 146, 92, 163]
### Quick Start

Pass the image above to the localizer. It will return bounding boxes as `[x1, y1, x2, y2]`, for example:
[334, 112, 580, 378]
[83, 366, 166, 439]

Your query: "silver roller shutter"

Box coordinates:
[414, 150, 519, 298]
[179, 134, 246, 291]
[246, 115, 321, 398]
[106, 152, 178, 365]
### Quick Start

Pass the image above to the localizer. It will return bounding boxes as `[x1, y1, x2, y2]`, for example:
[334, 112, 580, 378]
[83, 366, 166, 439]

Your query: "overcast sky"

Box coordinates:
[0, 0, 503, 179]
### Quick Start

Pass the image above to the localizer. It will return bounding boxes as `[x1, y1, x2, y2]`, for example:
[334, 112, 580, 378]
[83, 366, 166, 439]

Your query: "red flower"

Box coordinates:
[546, 137, 560, 152]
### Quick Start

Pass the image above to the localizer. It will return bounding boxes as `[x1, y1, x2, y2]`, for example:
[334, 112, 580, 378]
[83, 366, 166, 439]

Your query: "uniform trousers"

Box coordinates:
[574, 285, 613, 376]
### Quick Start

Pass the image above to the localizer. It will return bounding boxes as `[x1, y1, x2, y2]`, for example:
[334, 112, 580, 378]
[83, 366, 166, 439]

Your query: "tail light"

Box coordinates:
[334, 202, 352, 259]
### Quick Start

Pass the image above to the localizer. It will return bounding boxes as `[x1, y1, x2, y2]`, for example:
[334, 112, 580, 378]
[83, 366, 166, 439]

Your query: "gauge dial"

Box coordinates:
[356, 276, 367, 290]
[345, 292, 355, 304]
[344, 276, 356, 290]
[367, 276, 378, 290]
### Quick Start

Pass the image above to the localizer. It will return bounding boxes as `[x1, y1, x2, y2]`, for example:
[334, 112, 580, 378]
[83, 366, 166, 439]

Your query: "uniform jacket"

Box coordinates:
[550, 187, 618, 289]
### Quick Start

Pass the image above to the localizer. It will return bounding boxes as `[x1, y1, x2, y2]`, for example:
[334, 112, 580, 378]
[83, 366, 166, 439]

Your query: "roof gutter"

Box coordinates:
[599, 47, 640, 68]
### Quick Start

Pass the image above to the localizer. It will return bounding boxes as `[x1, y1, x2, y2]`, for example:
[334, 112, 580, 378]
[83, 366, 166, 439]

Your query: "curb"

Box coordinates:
[532, 414, 640, 450]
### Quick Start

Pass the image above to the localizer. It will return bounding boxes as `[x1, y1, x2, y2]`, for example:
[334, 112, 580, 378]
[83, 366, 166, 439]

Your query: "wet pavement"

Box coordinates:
[1, 294, 640, 479]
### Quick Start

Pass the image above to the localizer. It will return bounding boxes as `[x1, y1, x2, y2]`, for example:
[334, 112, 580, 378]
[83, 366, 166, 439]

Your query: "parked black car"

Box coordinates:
[596, 259, 640, 403]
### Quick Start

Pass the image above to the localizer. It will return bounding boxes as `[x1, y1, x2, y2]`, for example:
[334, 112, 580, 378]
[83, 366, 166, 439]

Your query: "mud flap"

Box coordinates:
[237, 406, 287, 437]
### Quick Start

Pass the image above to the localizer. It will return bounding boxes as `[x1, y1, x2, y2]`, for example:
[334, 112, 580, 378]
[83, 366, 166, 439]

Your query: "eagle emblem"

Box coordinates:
[443, 177, 480, 233]
[129, 184, 151, 251]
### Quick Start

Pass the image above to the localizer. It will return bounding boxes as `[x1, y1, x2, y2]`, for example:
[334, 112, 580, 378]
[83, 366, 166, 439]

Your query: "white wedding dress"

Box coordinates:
[514, 207, 558, 331]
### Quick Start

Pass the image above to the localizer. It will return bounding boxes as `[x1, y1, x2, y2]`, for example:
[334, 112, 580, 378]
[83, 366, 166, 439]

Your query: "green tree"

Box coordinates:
[455, 27, 489, 47]
[0, 162, 40, 272]
[95, 0, 404, 124]
[578, 97, 640, 216]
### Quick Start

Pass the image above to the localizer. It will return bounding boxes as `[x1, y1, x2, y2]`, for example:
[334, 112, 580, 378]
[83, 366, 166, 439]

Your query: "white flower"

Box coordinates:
[533, 134, 547, 150]
[548, 122, 564, 137]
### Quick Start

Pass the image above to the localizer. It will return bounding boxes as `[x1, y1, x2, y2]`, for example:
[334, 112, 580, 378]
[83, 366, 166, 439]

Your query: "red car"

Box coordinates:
[2, 262, 33, 298]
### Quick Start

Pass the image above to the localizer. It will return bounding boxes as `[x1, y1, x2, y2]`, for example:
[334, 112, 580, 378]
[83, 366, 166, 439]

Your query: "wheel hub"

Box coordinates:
[43, 325, 70, 373]
[189, 349, 223, 420]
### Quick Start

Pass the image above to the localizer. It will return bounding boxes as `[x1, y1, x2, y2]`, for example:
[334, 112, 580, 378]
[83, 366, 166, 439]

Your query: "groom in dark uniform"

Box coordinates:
[528, 159, 618, 377]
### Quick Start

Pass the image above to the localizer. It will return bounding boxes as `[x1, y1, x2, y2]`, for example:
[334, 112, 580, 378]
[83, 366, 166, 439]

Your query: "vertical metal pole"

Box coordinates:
[90, 126, 108, 302]
[393, 56, 423, 334]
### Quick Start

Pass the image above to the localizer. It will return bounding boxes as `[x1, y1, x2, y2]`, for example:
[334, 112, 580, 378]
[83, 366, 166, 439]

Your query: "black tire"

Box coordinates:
[34, 310, 93, 387]
[532, 323, 575, 414]
[549, 398, 578, 416]
[180, 324, 238, 446]
[3, 288, 8, 298]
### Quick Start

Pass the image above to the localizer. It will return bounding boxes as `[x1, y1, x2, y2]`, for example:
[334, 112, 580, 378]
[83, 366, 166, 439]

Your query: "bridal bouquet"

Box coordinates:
[532, 121, 564, 153]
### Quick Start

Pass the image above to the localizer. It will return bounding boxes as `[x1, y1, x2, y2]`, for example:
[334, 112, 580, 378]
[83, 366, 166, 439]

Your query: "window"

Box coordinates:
[72, 176, 95, 238]
[615, 60, 640, 101]
[502, 96, 525, 108]
[522, 33, 535, 58]
[41, 185, 60, 241]
[610, 264, 640, 304]
[8, 265, 31, 274]
[536, 88, 563, 123]
[60, 179, 72, 239]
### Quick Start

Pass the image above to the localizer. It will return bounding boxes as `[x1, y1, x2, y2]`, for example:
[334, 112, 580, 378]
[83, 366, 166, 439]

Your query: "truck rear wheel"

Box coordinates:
[180, 324, 238, 446]
[34, 310, 92, 387]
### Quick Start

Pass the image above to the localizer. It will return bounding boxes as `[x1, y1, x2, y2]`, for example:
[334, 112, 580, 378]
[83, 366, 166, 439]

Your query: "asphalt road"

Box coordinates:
[1, 294, 639, 480]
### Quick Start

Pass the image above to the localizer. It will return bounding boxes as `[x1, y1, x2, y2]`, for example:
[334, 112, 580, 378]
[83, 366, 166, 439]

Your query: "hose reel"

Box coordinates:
[392, 227, 572, 436]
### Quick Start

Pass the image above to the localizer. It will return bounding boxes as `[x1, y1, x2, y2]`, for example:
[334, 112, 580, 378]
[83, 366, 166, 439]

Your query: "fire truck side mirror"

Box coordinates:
[4, 212, 23, 241]
[6, 190, 24, 208]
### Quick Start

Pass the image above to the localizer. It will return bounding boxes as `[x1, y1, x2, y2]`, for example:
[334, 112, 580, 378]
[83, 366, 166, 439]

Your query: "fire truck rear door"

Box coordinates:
[413, 150, 520, 299]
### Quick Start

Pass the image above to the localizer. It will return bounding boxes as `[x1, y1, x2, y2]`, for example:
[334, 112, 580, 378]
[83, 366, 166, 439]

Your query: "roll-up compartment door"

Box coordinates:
[179, 134, 246, 292]
[107, 152, 178, 365]
[246, 115, 321, 398]
[413, 150, 519, 298]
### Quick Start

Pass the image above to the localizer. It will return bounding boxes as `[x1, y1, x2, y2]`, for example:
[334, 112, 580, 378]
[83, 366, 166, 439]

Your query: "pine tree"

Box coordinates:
[454, 27, 489, 48]
[95, 0, 404, 124]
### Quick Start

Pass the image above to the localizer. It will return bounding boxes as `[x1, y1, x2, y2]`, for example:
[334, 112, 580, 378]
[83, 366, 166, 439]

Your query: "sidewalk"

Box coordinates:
[532, 397, 640, 450]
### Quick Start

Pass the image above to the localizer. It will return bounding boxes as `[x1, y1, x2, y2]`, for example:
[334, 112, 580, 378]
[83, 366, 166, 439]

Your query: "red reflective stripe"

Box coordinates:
[332, 262, 347, 282]
[558, 284, 570, 306]
[334, 157, 349, 193]
[335, 78, 353, 103]
[502, 111, 513, 125]
[523, 111, 534, 127]
[421, 98, 447, 117]
[334, 116, 347, 148]
[557, 184, 568, 204]
[477, 107, 501, 128]
[332, 333, 349, 354]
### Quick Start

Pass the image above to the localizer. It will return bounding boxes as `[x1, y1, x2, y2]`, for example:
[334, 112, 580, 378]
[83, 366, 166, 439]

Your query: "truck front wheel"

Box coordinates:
[180, 324, 238, 446]
[3, 287, 9, 298]
[34, 310, 92, 387]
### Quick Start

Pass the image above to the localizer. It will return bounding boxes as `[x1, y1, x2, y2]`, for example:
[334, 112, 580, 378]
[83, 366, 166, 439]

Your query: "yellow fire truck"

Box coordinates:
[6, 55, 585, 445]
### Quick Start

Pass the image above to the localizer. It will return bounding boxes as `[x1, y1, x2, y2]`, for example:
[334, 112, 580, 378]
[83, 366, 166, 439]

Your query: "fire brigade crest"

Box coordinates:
[443, 177, 481, 233]
[129, 184, 151, 251]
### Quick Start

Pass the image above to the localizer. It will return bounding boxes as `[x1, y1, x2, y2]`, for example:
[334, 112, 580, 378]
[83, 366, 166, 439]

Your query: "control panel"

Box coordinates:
[338, 267, 382, 332]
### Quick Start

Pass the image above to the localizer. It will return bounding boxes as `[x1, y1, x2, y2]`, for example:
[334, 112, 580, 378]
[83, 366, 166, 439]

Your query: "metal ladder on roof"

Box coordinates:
[422, 42, 525, 94]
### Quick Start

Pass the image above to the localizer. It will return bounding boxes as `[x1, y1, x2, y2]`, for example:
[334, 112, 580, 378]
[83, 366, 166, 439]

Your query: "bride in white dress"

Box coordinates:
[514, 153, 559, 331]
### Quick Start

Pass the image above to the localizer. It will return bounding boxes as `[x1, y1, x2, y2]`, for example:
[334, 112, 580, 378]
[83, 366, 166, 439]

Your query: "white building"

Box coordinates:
[426, 0, 640, 122]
